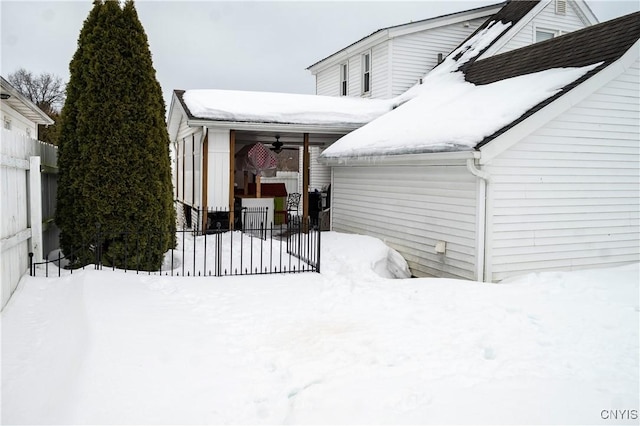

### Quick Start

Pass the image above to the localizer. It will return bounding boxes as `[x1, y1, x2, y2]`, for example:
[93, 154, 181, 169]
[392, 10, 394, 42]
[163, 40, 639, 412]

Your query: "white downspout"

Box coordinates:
[466, 158, 489, 282]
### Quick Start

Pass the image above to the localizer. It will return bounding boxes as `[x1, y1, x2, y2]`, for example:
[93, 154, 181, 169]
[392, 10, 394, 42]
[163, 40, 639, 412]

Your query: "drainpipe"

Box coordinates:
[466, 158, 489, 282]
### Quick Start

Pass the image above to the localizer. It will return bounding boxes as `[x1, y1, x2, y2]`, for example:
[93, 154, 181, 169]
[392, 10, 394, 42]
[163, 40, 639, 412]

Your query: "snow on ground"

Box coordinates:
[2, 231, 639, 425]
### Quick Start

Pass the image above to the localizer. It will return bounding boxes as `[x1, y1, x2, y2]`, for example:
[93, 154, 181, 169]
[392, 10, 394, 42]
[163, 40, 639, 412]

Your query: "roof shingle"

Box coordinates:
[466, 11, 640, 147]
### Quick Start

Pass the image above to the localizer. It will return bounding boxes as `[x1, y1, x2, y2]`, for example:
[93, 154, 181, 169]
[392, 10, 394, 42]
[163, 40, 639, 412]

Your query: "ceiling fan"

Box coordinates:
[271, 135, 298, 154]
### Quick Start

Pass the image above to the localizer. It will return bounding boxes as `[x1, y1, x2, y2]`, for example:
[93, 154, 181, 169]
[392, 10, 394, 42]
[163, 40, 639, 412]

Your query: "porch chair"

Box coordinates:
[286, 192, 301, 221]
[275, 192, 301, 225]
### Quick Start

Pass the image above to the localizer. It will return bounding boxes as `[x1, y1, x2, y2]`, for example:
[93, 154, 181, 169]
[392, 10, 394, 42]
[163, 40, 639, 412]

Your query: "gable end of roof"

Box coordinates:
[469, 11, 640, 148]
[306, 2, 505, 72]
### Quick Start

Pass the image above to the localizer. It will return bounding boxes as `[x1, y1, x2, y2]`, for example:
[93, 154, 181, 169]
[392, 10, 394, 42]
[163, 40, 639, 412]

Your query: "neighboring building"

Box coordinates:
[320, 12, 640, 282]
[306, 0, 597, 100]
[1, 76, 56, 309]
[0, 76, 54, 139]
[305, 0, 598, 197]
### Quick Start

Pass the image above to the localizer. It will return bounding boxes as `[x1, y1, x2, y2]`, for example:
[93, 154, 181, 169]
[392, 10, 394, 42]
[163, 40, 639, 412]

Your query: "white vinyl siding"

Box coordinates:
[312, 17, 486, 99]
[309, 147, 331, 191]
[348, 55, 361, 97]
[370, 43, 388, 98]
[1, 105, 38, 138]
[297, 147, 332, 211]
[315, 65, 340, 97]
[391, 17, 486, 97]
[332, 164, 478, 279]
[176, 129, 204, 207]
[485, 59, 640, 281]
[496, 0, 588, 54]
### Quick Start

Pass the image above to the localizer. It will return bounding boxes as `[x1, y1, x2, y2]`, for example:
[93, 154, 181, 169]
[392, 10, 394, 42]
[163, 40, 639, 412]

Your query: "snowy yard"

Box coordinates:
[1, 232, 638, 425]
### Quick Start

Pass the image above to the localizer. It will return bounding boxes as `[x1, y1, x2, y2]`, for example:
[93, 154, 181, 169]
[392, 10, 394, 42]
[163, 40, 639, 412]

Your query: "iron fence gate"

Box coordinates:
[30, 208, 320, 278]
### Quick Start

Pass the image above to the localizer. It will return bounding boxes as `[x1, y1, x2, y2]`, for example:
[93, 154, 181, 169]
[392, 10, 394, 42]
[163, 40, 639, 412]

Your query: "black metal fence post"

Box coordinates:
[316, 224, 321, 273]
[95, 223, 102, 270]
[29, 205, 321, 279]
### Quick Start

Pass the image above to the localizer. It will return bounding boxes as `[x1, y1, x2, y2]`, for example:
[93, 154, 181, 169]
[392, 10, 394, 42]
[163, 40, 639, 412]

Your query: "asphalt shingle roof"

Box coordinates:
[465, 11, 640, 147]
[453, 0, 539, 65]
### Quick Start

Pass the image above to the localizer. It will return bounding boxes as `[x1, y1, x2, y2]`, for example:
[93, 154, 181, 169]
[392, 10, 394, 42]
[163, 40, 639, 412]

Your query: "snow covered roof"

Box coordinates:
[321, 12, 640, 160]
[175, 89, 393, 128]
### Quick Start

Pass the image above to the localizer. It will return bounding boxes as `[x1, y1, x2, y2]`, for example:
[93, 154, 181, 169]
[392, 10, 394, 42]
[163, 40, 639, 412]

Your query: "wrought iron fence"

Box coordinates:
[30, 207, 320, 278]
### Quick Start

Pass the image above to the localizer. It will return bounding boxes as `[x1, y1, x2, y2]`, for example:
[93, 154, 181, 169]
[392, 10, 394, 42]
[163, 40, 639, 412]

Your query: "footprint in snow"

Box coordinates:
[483, 346, 497, 360]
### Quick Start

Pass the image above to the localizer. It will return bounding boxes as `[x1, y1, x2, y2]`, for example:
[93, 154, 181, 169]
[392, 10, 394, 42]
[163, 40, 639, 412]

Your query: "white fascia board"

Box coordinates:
[176, 118, 200, 141]
[308, 31, 389, 74]
[571, 0, 599, 25]
[389, 6, 502, 39]
[320, 150, 479, 166]
[478, 0, 550, 60]
[480, 40, 639, 164]
[308, 4, 504, 74]
[166, 95, 183, 141]
[186, 119, 361, 135]
[0, 77, 54, 126]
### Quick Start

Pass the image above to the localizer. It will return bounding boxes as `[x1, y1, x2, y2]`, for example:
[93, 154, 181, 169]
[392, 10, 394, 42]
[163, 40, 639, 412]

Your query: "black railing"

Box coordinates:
[30, 208, 320, 278]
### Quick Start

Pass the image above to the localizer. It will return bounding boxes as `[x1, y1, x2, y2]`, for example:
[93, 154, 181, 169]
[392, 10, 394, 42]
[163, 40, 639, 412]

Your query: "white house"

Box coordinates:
[320, 12, 640, 282]
[1, 76, 54, 138]
[1, 76, 55, 309]
[305, 0, 598, 196]
[166, 0, 602, 238]
[307, 0, 597, 100]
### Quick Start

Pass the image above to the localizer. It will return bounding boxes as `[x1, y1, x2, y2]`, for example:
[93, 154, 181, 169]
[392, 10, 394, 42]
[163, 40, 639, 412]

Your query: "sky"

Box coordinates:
[1, 0, 639, 109]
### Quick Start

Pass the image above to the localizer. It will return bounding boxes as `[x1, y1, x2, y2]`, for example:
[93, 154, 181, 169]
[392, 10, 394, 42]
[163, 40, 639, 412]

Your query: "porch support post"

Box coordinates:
[202, 132, 209, 232]
[302, 133, 310, 221]
[229, 130, 235, 230]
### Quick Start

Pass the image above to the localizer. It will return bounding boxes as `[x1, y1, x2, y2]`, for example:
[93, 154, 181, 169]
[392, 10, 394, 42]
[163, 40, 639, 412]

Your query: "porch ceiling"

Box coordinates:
[234, 130, 343, 148]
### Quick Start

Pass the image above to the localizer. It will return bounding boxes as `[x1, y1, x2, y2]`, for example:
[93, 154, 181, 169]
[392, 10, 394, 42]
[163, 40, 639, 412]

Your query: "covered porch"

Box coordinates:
[198, 126, 345, 233]
[167, 88, 393, 232]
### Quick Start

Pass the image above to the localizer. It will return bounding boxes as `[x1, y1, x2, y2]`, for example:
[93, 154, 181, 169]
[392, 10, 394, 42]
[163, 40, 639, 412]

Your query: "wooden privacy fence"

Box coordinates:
[1, 129, 58, 309]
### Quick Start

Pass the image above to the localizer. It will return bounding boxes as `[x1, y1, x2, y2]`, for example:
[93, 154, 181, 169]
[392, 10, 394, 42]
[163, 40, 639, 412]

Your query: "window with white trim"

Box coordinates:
[362, 52, 371, 95]
[3, 116, 11, 130]
[535, 28, 557, 43]
[340, 63, 348, 96]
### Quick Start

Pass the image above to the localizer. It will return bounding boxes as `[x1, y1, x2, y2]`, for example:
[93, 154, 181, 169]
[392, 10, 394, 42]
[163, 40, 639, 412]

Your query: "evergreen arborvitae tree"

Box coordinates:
[57, 0, 176, 270]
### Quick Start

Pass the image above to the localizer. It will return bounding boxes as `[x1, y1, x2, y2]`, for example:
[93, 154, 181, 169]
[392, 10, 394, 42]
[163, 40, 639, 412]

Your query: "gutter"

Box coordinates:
[466, 158, 489, 282]
[186, 119, 362, 135]
[320, 150, 478, 166]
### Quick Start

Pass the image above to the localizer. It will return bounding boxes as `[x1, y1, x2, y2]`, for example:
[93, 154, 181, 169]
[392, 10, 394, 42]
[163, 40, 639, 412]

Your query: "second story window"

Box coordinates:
[3, 116, 11, 130]
[362, 52, 371, 95]
[340, 63, 348, 96]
